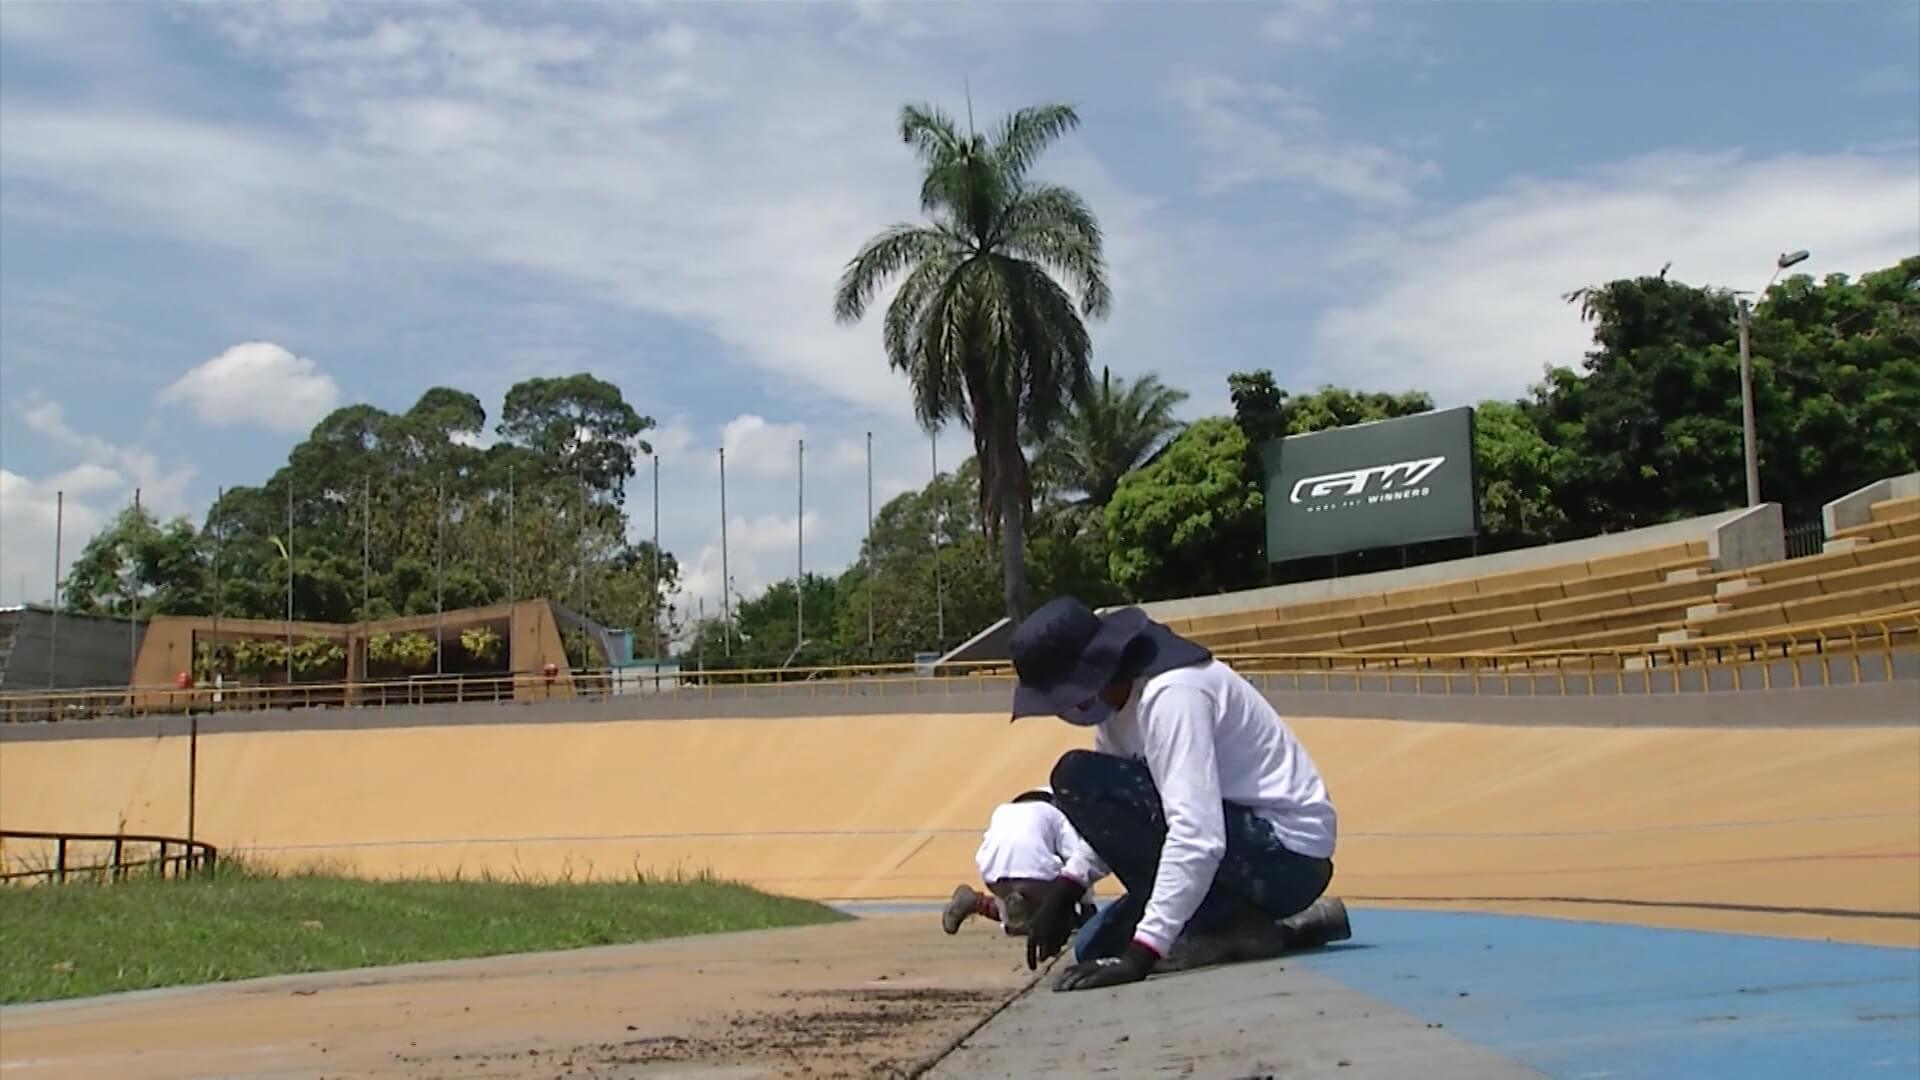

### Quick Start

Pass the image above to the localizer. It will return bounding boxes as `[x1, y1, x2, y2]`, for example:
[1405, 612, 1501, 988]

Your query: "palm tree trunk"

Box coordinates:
[997, 433, 1031, 621]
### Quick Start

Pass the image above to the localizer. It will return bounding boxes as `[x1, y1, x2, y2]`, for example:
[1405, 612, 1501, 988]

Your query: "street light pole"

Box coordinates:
[1738, 298, 1760, 507]
[1737, 249, 1809, 508]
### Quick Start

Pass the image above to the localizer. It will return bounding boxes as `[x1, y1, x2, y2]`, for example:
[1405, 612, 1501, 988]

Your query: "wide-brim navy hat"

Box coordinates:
[1008, 596, 1210, 720]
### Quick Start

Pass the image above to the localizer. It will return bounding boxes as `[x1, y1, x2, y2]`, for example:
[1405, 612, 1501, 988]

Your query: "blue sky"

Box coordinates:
[2, 0, 1916, 612]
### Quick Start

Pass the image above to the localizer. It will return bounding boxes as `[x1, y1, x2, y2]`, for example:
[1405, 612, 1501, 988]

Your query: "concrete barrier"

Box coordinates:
[3, 707, 1914, 945]
[1824, 471, 1920, 537]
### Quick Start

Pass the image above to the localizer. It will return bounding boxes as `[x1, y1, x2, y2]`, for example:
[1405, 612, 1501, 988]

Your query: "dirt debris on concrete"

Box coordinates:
[387, 986, 1003, 1078]
[0, 916, 1033, 1080]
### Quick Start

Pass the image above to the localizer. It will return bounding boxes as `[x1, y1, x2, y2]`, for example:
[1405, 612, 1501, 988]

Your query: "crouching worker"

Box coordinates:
[1007, 597, 1351, 992]
[943, 787, 1098, 937]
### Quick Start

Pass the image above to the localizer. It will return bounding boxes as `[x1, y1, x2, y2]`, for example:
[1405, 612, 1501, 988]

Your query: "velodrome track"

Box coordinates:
[2, 692, 1916, 1077]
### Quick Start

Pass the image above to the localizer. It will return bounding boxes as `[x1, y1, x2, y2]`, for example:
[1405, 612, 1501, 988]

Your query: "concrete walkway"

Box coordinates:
[927, 907, 1920, 1079]
[929, 947, 1540, 1079]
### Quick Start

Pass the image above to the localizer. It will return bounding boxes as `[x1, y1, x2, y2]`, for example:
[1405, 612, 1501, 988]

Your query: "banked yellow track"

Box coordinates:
[3, 709, 1915, 946]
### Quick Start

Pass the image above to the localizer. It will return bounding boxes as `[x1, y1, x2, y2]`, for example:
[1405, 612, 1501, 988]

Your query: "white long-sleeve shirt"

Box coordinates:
[1059, 659, 1337, 956]
[975, 798, 1084, 884]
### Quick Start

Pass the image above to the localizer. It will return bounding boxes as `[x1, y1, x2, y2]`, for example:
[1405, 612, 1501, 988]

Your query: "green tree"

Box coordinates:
[1227, 370, 1289, 448]
[1543, 258, 1920, 529]
[497, 374, 654, 502]
[826, 460, 1003, 662]
[1543, 271, 1749, 528]
[1026, 509, 1124, 610]
[699, 574, 844, 672]
[63, 505, 210, 617]
[1031, 367, 1188, 514]
[1105, 418, 1267, 600]
[834, 101, 1113, 622]
[1741, 257, 1920, 517]
[1229, 374, 1435, 442]
[1473, 399, 1568, 543]
[115, 376, 683, 650]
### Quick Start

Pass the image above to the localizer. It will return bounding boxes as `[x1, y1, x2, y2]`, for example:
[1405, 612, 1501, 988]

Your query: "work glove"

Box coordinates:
[1053, 941, 1158, 992]
[1024, 877, 1086, 971]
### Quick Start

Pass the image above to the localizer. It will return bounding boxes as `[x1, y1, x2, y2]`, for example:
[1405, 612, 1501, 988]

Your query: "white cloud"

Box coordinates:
[0, 470, 109, 607]
[158, 342, 341, 433]
[1170, 74, 1438, 207]
[46, 463, 128, 496]
[1261, 0, 1373, 49]
[0, 5, 1190, 426]
[823, 436, 871, 472]
[18, 399, 193, 512]
[637, 415, 971, 633]
[0, 6, 950, 416]
[719, 414, 808, 478]
[710, 412, 885, 475]
[678, 511, 821, 615]
[1310, 150, 1920, 405]
[647, 414, 697, 461]
[1, 402, 198, 606]
[0, 4, 1185, 640]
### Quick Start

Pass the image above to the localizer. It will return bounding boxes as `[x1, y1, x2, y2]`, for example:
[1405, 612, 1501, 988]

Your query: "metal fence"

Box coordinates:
[1783, 518, 1827, 559]
[0, 829, 218, 884]
[2, 608, 1914, 722]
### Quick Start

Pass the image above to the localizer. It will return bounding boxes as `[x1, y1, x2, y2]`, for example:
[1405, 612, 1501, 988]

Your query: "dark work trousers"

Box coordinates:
[1051, 749, 1333, 961]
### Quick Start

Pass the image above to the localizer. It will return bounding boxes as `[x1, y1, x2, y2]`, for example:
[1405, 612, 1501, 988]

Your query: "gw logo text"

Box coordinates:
[1289, 457, 1446, 507]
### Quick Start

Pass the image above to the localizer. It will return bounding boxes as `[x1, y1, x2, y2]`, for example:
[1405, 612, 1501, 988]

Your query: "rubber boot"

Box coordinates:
[1278, 896, 1352, 949]
[1003, 883, 1061, 936]
[942, 885, 999, 934]
[1164, 897, 1351, 971]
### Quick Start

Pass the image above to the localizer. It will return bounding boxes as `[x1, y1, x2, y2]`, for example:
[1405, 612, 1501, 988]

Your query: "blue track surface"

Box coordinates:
[1298, 909, 1920, 1080]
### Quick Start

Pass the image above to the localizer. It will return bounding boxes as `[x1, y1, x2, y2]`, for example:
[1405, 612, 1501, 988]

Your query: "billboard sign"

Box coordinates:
[1261, 406, 1479, 562]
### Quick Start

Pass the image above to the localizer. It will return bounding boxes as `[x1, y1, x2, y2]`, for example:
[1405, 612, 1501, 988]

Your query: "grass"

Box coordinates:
[0, 860, 847, 1004]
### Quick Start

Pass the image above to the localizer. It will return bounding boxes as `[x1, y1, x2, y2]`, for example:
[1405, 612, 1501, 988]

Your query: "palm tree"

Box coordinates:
[1031, 367, 1189, 515]
[834, 101, 1111, 622]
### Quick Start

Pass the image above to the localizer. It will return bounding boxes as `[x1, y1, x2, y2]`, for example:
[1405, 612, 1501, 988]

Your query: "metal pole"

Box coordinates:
[362, 477, 371, 617]
[575, 474, 586, 616]
[129, 488, 141, 684]
[187, 713, 199, 847]
[1737, 298, 1761, 507]
[507, 465, 516, 604]
[652, 452, 661, 663]
[719, 447, 731, 658]
[931, 433, 944, 648]
[360, 476, 369, 694]
[866, 430, 874, 653]
[796, 438, 805, 652]
[436, 478, 445, 675]
[49, 490, 62, 688]
[285, 482, 294, 685]
[212, 486, 223, 691]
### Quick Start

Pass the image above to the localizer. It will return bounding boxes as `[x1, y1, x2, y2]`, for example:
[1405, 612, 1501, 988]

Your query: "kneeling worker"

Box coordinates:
[943, 787, 1097, 937]
[1007, 596, 1351, 992]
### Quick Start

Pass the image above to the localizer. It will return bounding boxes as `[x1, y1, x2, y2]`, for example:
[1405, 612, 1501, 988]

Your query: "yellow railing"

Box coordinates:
[1, 608, 1913, 723]
[0, 662, 1023, 724]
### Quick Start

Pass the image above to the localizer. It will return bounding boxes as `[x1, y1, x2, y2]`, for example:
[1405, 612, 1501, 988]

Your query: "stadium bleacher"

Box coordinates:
[1165, 491, 1920, 661]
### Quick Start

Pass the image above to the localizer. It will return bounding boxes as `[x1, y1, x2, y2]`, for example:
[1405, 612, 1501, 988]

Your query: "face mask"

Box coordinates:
[1061, 697, 1114, 727]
